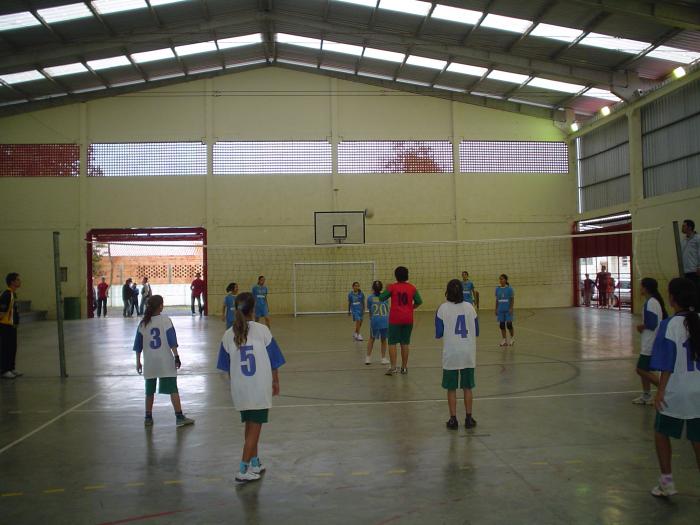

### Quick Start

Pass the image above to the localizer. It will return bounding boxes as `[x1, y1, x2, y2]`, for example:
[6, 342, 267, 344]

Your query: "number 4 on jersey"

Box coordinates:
[455, 314, 468, 338]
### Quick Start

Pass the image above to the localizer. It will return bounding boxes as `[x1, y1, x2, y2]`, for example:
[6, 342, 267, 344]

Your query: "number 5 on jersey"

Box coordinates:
[240, 345, 257, 376]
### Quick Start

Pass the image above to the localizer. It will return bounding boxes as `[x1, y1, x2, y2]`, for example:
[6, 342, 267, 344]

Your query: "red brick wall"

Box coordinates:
[94, 255, 203, 285]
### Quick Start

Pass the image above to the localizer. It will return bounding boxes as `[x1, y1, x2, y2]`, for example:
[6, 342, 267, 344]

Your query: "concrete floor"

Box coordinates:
[1, 307, 698, 524]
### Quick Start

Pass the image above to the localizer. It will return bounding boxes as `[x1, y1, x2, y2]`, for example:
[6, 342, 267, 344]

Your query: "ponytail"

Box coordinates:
[233, 292, 255, 347]
[141, 295, 163, 328]
[668, 278, 700, 360]
[641, 277, 668, 320]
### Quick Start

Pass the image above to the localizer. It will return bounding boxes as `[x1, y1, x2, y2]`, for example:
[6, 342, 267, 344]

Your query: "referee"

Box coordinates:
[681, 219, 700, 307]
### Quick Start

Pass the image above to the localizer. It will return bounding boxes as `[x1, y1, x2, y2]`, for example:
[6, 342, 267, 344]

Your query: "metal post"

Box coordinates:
[672, 221, 684, 277]
[53, 232, 68, 377]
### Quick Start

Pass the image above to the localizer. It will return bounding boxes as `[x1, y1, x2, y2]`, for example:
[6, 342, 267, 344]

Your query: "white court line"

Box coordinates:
[517, 326, 587, 345]
[72, 389, 640, 413]
[0, 392, 101, 456]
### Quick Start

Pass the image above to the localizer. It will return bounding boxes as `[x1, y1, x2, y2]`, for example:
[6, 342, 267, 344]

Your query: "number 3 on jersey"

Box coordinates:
[240, 345, 257, 376]
[149, 328, 161, 349]
[454, 314, 468, 338]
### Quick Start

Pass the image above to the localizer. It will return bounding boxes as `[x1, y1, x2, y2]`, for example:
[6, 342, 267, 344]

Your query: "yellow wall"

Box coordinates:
[0, 67, 576, 317]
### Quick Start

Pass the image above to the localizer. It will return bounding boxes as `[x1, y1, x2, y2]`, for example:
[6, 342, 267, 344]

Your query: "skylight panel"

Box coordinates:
[0, 70, 45, 84]
[397, 78, 431, 87]
[320, 65, 355, 74]
[131, 48, 175, 63]
[227, 59, 267, 69]
[358, 71, 393, 80]
[151, 72, 186, 81]
[529, 23, 583, 43]
[112, 79, 146, 87]
[435, 84, 466, 93]
[405, 55, 447, 70]
[217, 34, 263, 49]
[431, 5, 482, 25]
[508, 97, 554, 109]
[334, 0, 377, 7]
[175, 41, 217, 57]
[44, 63, 89, 77]
[363, 47, 405, 63]
[37, 3, 93, 23]
[446, 62, 487, 77]
[276, 33, 321, 50]
[378, 0, 431, 17]
[150, 0, 190, 5]
[527, 77, 584, 93]
[276, 58, 317, 68]
[487, 70, 529, 84]
[480, 14, 532, 34]
[87, 55, 131, 70]
[646, 46, 700, 64]
[322, 41, 364, 56]
[471, 91, 504, 100]
[92, 0, 148, 15]
[579, 33, 650, 54]
[583, 88, 621, 102]
[0, 12, 41, 31]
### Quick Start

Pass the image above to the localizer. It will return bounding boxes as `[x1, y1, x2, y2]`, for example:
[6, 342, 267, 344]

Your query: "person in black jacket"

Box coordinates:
[122, 278, 133, 317]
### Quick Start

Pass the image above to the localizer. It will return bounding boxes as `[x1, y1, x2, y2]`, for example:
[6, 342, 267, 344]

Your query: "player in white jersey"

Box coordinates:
[632, 278, 667, 405]
[217, 292, 286, 483]
[649, 278, 700, 497]
[133, 296, 194, 428]
[435, 279, 479, 430]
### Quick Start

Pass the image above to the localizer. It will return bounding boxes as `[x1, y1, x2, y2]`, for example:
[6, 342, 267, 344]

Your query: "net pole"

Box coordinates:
[52, 232, 68, 378]
[292, 263, 297, 318]
[672, 221, 684, 277]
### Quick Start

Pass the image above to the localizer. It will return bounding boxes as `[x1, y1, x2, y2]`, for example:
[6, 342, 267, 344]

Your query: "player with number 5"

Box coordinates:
[217, 292, 286, 483]
[133, 295, 195, 428]
[436, 279, 479, 430]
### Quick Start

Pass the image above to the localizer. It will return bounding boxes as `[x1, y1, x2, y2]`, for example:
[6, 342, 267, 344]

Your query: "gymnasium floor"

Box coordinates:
[1, 307, 698, 524]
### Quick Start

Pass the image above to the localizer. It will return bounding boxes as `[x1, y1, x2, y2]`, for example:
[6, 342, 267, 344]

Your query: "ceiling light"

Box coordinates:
[175, 41, 217, 57]
[363, 47, 405, 62]
[92, 0, 148, 15]
[276, 33, 321, 50]
[358, 71, 393, 80]
[528, 23, 582, 43]
[276, 58, 317, 68]
[583, 88, 621, 102]
[570, 122, 579, 132]
[379, 0, 431, 16]
[435, 84, 466, 93]
[527, 77, 584, 93]
[0, 12, 41, 31]
[217, 33, 263, 49]
[131, 47, 175, 63]
[430, 5, 481, 25]
[646, 46, 700, 64]
[0, 70, 45, 84]
[333, 0, 376, 7]
[480, 14, 532, 34]
[487, 70, 529, 84]
[405, 55, 446, 70]
[672, 66, 686, 78]
[44, 63, 89, 77]
[600, 106, 611, 116]
[87, 55, 131, 70]
[447, 62, 487, 77]
[397, 78, 431, 87]
[37, 3, 93, 23]
[579, 33, 650, 54]
[322, 41, 363, 56]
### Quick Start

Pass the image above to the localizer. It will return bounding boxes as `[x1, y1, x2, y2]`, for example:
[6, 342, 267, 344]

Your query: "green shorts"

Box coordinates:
[145, 377, 178, 396]
[636, 354, 652, 371]
[240, 409, 269, 424]
[442, 368, 475, 390]
[655, 413, 700, 442]
[388, 323, 413, 345]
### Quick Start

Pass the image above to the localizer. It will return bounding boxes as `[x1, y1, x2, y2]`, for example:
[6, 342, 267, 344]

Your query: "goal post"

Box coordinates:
[293, 261, 376, 316]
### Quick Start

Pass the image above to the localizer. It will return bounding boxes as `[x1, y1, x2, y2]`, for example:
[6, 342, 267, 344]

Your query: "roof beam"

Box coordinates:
[565, 0, 700, 30]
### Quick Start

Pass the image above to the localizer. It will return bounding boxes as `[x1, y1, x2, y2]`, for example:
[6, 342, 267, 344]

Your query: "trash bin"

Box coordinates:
[64, 297, 80, 320]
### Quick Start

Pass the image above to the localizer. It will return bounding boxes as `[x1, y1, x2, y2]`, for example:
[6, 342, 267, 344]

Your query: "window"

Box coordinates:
[213, 141, 332, 174]
[88, 142, 206, 176]
[459, 141, 568, 173]
[338, 140, 453, 173]
[0, 144, 79, 177]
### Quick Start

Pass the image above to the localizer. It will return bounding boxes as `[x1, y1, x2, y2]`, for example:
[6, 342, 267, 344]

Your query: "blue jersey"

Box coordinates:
[348, 291, 365, 315]
[495, 286, 514, 312]
[224, 294, 236, 328]
[367, 294, 389, 330]
[252, 285, 268, 306]
[462, 280, 475, 303]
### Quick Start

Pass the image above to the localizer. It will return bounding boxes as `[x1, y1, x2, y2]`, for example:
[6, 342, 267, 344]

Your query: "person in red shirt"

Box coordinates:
[190, 272, 205, 316]
[379, 266, 422, 376]
[96, 277, 109, 317]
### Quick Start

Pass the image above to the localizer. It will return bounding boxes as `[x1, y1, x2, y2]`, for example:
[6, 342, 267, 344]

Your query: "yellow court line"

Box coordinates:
[1, 492, 23, 497]
[164, 480, 183, 485]
[387, 469, 406, 474]
[530, 461, 549, 466]
[124, 482, 145, 487]
[315, 472, 334, 477]
[84, 485, 106, 490]
[202, 477, 223, 482]
[350, 471, 370, 476]
[43, 488, 66, 494]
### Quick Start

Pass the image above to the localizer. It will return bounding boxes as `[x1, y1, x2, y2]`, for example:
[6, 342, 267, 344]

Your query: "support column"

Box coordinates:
[79, 104, 89, 318]
[330, 77, 340, 212]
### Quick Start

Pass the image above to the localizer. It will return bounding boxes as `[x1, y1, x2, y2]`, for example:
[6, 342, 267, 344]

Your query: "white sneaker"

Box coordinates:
[176, 415, 195, 427]
[11, 370, 23, 377]
[1, 371, 17, 379]
[632, 395, 653, 405]
[249, 463, 266, 475]
[651, 477, 677, 497]
[356, 334, 364, 341]
[352, 333, 358, 340]
[365, 356, 371, 365]
[381, 357, 390, 365]
[508, 338, 515, 346]
[235, 470, 261, 483]
[499, 339, 508, 347]
[385, 367, 398, 376]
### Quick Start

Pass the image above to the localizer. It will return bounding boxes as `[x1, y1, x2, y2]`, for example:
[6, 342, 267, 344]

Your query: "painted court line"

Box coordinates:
[0, 392, 102, 456]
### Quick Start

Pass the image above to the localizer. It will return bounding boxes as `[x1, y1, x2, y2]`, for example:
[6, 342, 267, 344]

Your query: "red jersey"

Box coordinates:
[385, 282, 421, 325]
[97, 282, 109, 299]
[191, 278, 205, 296]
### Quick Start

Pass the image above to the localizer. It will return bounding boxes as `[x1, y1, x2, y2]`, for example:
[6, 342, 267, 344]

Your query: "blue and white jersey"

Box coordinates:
[650, 314, 700, 419]
[224, 294, 236, 328]
[217, 321, 286, 411]
[462, 280, 475, 304]
[133, 315, 178, 379]
[495, 286, 514, 312]
[367, 294, 389, 330]
[348, 291, 365, 316]
[435, 301, 479, 370]
[640, 296, 663, 356]
[252, 285, 268, 306]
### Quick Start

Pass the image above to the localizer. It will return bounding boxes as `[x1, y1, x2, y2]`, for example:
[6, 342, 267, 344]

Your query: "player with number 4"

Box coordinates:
[134, 295, 195, 428]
